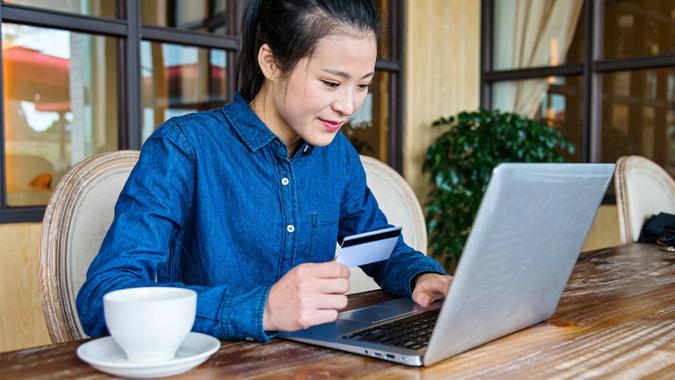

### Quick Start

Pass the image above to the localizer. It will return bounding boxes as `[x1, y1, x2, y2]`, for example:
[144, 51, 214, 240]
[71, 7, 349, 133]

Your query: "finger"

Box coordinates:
[313, 278, 350, 294]
[420, 276, 452, 295]
[309, 262, 350, 279]
[315, 294, 349, 310]
[412, 290, 432, 308]
[307, 309, 339, 327]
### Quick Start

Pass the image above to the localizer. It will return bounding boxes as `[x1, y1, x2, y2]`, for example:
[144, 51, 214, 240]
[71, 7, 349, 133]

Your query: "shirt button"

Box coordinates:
[281, 177, 289, 186]
[303, 145, 309, 153]
[287, 225, 295, 233]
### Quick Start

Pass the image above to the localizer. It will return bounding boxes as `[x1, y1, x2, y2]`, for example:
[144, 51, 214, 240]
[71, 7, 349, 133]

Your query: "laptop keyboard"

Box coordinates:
[341, 310, 439, 350]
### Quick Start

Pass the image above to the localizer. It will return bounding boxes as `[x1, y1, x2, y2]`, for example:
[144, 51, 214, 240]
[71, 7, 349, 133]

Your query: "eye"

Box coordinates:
[321, 80, 339, 88]
[358, 84, 370, 91]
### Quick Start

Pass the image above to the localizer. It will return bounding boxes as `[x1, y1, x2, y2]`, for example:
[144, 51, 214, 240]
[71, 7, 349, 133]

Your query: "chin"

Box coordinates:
[305, 132, 339, 147]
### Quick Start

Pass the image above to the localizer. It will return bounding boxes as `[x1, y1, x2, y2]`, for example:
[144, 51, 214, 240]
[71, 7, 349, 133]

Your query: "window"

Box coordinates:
[482, 0, 675, 186]
[343, 0, 403, 168]
[0, 0, 403, 222]
[3, 24, 119, 207]
[140, 42, 229, 141]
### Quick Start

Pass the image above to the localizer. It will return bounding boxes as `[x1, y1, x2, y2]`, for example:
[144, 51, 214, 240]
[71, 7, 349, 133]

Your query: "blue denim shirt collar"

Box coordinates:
[223, 93, 314, 156]
[222, 93, 278, 152]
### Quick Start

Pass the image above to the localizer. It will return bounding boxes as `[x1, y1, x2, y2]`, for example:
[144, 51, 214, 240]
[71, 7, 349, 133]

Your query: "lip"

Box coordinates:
[319, 118, 343, 133]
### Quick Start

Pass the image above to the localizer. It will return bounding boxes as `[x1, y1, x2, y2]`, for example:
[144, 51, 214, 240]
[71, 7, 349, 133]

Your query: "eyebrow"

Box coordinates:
[321, 69, 374, 80]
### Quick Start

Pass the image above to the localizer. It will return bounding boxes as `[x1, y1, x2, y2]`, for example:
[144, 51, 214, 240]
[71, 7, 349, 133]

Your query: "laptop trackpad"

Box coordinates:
[339, 306, 406, 323]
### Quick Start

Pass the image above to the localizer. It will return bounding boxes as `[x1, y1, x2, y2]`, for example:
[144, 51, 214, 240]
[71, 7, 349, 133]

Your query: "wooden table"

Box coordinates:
[2, 244, 674, 379]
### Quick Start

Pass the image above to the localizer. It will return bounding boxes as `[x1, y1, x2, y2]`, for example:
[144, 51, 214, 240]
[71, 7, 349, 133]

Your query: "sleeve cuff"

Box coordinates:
[220, 283, 275, 342]
[402, 260, 447, 297]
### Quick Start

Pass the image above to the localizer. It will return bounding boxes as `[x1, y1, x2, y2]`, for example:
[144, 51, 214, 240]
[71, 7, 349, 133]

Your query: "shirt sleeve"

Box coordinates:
[76, 121, 273, 342]
[337, 142, 447, 297]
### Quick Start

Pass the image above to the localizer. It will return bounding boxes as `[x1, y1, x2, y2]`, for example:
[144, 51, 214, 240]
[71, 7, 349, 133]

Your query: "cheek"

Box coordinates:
[355, 91, 369, 110]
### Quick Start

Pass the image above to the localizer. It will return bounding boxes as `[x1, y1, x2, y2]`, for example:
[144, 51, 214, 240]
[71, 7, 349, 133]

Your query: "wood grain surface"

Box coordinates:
[1, 244, 674, 379]
[0, 223, 51, 353]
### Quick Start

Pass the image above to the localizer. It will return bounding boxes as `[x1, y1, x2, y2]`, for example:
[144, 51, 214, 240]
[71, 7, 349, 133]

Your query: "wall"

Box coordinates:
[403, 0, 481, 203]
[0, 223, 50, 352]
[582, 205, 621, 252]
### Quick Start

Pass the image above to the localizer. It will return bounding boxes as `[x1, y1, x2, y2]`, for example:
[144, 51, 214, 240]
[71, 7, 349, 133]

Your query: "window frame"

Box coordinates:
[0, 0, 404, 223]
[481, 0, 675, 179]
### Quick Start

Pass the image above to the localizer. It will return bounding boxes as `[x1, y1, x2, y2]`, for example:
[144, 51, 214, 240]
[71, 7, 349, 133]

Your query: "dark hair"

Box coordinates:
[236, 0, 381, 102]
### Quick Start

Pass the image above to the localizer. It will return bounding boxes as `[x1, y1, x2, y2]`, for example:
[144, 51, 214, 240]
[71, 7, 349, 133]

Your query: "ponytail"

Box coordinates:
[236, 0, 265, 102]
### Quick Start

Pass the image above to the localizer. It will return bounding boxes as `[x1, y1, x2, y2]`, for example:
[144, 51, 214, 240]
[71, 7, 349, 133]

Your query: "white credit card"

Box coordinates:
[335, 226, 402, 267]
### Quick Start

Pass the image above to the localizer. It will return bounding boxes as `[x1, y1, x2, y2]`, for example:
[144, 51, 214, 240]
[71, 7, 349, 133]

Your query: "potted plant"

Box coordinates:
[423, 110, 575, 271]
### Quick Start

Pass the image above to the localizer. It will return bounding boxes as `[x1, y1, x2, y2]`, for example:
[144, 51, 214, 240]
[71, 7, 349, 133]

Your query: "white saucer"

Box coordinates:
[77, 332, 221, 378]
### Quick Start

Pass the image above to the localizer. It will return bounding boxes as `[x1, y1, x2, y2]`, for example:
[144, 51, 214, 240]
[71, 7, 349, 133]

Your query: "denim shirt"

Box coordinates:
[76, 93, 446, 342]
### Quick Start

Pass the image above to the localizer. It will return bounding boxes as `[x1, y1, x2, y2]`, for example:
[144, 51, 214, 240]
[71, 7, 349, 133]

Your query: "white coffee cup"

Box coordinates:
[103, 287, 197, 363]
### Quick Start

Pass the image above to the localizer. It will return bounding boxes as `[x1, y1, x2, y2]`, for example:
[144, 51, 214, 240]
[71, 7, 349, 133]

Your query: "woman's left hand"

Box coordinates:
[412, 273, 453, 308]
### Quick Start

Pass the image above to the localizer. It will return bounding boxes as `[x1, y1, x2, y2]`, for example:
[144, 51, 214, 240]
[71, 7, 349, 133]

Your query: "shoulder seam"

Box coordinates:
[168, 121, 196, 162]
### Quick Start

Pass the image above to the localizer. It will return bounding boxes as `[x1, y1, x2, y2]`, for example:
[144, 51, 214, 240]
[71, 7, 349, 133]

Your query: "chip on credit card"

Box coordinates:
[335, 226, 402, 267]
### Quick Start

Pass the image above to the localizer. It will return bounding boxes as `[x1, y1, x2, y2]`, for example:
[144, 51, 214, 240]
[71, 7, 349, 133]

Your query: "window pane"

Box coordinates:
[603, 0, 675, 60]
[343, 71, 390, 162]
[141, 0, 228, 34]
[2, 24, 119, 206]
[3, 0, 117, 18]
[493, 0, 584, 70]
[373, 0, 396, 60]
[141, 42, 229, 140]
[492, 76, 584, 162]
[601, 68, 675, 174]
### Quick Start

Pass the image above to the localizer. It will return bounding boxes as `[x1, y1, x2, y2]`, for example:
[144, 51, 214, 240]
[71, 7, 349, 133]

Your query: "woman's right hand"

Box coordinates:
[263, 262, 350, 332]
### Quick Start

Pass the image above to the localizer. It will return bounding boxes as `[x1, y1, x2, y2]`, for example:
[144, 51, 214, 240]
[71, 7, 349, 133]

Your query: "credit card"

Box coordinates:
[335, 226, 402, 267]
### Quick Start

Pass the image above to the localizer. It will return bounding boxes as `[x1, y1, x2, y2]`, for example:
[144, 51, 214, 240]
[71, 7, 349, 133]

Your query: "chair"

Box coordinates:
[347, 155, 428, 294]
[40, 150, 140, 343]
[614, 155, 675, 244]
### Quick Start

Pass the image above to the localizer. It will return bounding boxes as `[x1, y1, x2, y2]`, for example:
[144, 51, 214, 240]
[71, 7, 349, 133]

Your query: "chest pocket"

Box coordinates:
[308, 212, 339, 261]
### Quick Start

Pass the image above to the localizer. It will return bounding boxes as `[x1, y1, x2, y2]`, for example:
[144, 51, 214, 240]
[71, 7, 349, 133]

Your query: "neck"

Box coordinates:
[250, 86, 301, 157]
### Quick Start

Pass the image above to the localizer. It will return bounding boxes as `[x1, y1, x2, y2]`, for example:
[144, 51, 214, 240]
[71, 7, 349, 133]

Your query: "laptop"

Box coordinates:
[279, 163, 614, 366]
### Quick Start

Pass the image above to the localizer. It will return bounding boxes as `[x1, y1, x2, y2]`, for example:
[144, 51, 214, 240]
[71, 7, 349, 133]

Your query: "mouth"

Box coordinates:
[319, 118, 344, 133]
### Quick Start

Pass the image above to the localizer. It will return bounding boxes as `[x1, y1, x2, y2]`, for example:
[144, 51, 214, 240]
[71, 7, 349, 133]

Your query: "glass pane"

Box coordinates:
[601, 68, 675, 174]
[141, 0, 228, 34]
[493, 0, 584, 70]
[2, 24, 119, 206]
[141, 42, 229, 140]
[373, 0, 395, 60]
[492, 76, 584, 162]
[343, 71, 390, 162]
[603, 0, 675, 60]
[2, 0, 117, 18]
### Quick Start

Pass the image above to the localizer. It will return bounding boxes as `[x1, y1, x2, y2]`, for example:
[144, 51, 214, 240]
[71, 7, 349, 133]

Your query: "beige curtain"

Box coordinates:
[493, 0, 583, 118]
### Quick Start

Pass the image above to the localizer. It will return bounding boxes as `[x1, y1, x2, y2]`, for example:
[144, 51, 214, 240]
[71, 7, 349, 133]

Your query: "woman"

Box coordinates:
[77, 0, 451, 342]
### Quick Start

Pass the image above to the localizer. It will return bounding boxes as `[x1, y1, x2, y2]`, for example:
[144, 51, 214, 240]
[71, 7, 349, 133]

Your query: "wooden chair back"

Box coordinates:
[40, 150, 139, 342]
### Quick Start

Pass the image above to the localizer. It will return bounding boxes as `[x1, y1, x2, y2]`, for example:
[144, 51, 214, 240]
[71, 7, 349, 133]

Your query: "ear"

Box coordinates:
[258, 43, 279, 81]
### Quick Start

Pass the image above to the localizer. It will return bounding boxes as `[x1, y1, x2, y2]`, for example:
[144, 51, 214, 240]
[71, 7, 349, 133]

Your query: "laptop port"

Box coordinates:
[374, 352, 382, 357]
[386, 354, 395, 360]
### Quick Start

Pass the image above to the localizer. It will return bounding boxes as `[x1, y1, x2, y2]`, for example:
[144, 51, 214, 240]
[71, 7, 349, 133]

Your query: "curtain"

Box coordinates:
[492, 0, 583, 118]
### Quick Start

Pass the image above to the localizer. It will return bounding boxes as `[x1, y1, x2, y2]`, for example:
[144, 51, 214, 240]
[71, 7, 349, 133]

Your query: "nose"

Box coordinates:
[331, 89, 356, 116]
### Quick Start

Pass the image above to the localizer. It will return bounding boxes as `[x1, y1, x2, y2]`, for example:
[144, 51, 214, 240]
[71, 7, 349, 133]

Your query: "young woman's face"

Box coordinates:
[266, 32, 377, 150]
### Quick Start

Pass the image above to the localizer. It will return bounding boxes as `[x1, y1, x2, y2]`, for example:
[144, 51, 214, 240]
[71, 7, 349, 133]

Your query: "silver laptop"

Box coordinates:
[279, 163, 614, 366]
